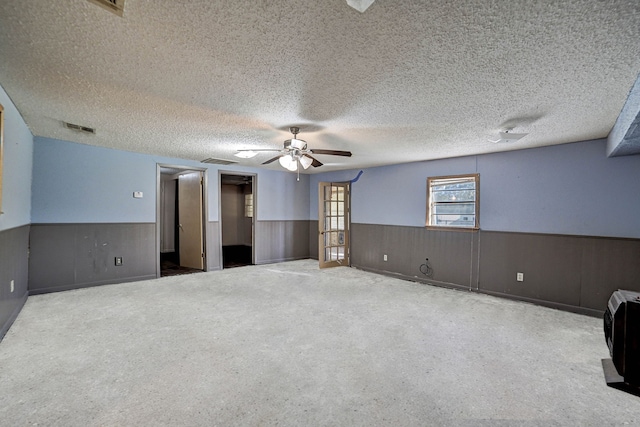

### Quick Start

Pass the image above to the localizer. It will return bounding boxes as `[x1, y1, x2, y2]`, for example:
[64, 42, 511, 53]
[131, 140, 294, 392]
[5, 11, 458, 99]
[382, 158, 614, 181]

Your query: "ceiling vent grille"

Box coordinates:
[201, 158, 238, 165]
[87, 0, 125, 17]
[63, 121, 96, 134]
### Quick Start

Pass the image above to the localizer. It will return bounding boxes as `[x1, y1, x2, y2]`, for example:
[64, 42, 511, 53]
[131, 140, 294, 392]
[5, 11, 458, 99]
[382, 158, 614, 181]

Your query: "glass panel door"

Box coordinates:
[318, 182, 350, 269]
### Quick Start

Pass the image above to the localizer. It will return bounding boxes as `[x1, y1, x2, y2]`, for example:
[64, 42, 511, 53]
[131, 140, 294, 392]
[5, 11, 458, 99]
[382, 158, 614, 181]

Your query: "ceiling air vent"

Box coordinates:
[201, 158, 238, 165]
[87, 0, 125, 17]
[63, 121, 96, 134]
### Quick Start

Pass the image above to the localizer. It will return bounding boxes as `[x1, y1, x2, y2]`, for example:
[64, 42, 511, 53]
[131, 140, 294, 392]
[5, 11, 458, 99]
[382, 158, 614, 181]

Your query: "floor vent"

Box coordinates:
[87, 0, 125, 17]
[201, 158, 238, 165]
[63, 121, 96, 134]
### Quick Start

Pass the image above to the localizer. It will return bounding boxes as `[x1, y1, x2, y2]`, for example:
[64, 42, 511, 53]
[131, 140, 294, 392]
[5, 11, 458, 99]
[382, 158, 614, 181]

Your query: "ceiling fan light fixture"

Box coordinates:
[286, 162, 298, 172]
[255, 126, 352, 172]
[278, 155, 291, 169]
[279, 154, 297, 171]
[299, 155, 313, 170]
[234, 150, 258, 158]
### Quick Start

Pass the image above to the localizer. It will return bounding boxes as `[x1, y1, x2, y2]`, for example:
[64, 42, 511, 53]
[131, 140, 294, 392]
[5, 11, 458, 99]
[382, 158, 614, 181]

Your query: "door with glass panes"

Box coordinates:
[318, 182, 350, 268]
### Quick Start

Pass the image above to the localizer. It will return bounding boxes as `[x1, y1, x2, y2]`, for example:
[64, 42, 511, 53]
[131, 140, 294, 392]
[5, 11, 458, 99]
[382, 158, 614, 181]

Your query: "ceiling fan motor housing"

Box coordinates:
[285, 138, 307, 151]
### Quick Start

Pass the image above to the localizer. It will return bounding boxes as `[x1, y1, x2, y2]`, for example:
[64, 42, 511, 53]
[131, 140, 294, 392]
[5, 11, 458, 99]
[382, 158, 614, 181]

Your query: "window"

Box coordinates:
[427, 174, 479, 229]
[244, 193, 253, 218]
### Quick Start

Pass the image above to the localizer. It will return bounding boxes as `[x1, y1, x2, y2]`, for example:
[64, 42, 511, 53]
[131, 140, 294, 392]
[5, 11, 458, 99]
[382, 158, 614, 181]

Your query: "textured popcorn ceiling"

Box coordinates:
[0, 0, 639, 172]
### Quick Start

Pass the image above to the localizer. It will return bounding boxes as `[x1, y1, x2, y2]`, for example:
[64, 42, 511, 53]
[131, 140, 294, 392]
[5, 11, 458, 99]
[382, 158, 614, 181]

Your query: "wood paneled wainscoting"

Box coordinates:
[348, 223, 640, 317]
[0, 225, 30, 341]
[255, 220, 311, 265]
[29, 223, 156, 295]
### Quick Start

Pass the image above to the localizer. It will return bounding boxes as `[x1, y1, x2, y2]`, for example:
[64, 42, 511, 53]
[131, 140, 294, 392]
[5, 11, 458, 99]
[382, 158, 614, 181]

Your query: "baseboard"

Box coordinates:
[255, 256, 310, 265]
[477, 289, 603, 318]
[0, 291, 29, 343]
[351, 264, 602, 318]
[352, 264, 472, 291]
[29, 274, 157, 296]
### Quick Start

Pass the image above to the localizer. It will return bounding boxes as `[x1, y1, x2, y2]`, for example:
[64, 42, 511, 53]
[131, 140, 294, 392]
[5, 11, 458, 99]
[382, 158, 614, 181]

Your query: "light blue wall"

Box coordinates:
[256, 170, 309, 221]
[478, 139, 640, 237]
[23, 132, 640, 237]
[311, 139, 640, 239]
[310, 158, 476, 224]
[32, 138, 157, 223]
[31, 137, 309, 224]
[0, 85, 33, 231]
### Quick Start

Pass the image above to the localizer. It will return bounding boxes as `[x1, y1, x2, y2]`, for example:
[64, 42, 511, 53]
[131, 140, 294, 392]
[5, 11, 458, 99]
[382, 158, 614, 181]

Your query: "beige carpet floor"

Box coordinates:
[0, 260, 638, 426]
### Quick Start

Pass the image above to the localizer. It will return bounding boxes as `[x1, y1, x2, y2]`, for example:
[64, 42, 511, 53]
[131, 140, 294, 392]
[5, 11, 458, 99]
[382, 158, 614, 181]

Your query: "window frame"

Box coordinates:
[426, 173, 479, 231]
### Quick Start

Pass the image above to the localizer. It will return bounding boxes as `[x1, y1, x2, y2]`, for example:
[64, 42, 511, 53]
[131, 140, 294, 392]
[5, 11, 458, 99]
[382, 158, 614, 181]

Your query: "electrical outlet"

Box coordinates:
[383, 254, 388, 261]
[517, 272, 524, 282]
[115, 257, 123, 266]
[10, 280, 14, 293]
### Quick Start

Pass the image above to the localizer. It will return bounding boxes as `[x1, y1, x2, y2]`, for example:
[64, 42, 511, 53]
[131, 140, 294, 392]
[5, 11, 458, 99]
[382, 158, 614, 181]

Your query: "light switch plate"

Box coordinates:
[133, 191, 143, 198]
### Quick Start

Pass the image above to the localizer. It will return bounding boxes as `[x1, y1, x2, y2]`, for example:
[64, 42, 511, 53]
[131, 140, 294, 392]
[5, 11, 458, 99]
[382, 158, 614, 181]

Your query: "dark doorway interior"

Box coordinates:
[222, 245, 252, 268]
[221, 174, 254, 269]
[160, 252, 202, 276]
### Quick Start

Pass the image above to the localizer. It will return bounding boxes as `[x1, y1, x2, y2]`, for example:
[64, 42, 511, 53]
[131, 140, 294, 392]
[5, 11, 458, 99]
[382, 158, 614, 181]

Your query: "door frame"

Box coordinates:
[218, 171, 257, 269]
[156, 164, 208, 277]
[318, 181, 351, 268]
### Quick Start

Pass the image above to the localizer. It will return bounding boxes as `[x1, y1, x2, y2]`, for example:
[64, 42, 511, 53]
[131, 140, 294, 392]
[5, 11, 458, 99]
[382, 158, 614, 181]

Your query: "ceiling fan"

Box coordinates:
[235, 127, 352, 172]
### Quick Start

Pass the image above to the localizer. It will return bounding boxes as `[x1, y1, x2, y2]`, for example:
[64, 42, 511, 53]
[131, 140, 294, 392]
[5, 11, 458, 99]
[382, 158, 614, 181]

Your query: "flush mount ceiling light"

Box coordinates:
[346, 0, 376, 13]
[489, 130, 529, 144]
[233, 150, 258, 159]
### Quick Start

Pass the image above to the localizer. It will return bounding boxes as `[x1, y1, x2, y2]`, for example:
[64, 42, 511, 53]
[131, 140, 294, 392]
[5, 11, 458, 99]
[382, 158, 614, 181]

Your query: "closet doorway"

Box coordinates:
[219, 172, 255, 268]
[157, 165, 207, 277]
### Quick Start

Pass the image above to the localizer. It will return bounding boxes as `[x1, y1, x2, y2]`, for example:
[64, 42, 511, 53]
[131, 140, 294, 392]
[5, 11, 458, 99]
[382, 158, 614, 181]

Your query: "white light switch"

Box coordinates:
[10, 280, 15, 293]
[133, 191, 143, 198]
[517, 272, 524, 282]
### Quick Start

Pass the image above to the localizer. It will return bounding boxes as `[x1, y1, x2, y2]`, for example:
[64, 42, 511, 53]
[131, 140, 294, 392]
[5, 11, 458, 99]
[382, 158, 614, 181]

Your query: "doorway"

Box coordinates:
[318, 181, 350, 269]
[157, 165, 207, 277]
[220, 172, 255, 268]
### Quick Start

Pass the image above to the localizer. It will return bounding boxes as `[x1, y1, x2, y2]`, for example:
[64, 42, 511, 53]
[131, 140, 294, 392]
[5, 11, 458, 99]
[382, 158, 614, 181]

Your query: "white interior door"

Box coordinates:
[178, 172, 204, 269]
[318, 182, 350, 269]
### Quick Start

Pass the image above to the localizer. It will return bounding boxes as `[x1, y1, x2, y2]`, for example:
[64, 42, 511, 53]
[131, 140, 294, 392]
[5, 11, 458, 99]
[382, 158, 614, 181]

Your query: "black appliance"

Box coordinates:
[602, 289, 640, 396]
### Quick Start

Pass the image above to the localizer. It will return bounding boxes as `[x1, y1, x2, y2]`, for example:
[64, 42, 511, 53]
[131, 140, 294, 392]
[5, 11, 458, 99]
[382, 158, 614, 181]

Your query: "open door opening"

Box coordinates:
[319, 181, 350, 269]
[158, 166, 206, 277]
[220, 173, 255, 269]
